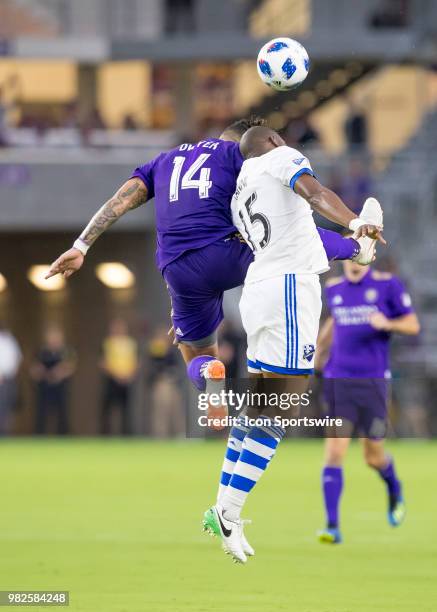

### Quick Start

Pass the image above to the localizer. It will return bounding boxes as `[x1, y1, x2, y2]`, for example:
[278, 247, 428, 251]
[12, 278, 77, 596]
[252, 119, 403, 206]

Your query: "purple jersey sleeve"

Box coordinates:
[129, 153, 164, 199]
[386, 276, 414, 318]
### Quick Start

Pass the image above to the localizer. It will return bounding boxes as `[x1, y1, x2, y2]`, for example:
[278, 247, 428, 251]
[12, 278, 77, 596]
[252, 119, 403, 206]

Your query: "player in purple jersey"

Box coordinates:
[46, 117, 376, 398]
[315, 257, 420, 544]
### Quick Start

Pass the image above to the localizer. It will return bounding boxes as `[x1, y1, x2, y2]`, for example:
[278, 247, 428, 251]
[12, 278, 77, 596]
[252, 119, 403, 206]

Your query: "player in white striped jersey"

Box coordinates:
[203, 126, 385, 563]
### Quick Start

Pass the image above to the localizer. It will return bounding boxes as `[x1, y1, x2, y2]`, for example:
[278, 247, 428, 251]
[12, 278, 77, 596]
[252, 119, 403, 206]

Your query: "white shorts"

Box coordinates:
[239, 273, 322, 375]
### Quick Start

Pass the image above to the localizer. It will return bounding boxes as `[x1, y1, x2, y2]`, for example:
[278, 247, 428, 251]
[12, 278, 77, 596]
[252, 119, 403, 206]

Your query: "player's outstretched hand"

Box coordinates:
[45, 248, 84, 280]
[354, 224, 386, 245]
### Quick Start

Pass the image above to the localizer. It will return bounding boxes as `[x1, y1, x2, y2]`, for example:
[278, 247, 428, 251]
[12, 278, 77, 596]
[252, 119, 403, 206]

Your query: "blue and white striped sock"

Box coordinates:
[221, 419, 286, 521]
[217, 415, 250, 504]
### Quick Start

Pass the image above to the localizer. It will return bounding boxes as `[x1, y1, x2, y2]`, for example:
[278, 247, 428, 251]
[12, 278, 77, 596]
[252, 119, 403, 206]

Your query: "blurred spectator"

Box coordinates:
[82, 107, 107, 144]
[344, 99, 368, 151]
[30, 327, 76, 435]
[219, 321, 245, 379]
[146, 326, 185, 437]
[122, 114, 138, 131]
[0, 75, 21, 145]
[0, 86, 12, 146]
[84, 107, 106, 130]
[0, 87, 7, 146]
[284, 116, 320, 148]
[0, 322, 22, 434]
[339, 158, 373, 214]
[100, 319, 138, 435]
[62, 100, 80, 129]
[370, 0, 408, 28]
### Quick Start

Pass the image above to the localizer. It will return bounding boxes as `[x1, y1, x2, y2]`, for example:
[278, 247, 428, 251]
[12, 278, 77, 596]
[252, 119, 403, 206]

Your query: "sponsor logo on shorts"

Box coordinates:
[175, 327, 184, 336]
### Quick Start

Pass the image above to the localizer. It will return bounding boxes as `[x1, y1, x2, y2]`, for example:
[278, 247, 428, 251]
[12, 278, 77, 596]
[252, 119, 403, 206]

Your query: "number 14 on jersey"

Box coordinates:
[169, 154, 212, 202]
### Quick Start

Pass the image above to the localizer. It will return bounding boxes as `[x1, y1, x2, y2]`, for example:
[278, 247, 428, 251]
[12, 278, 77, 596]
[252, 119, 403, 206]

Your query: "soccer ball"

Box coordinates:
[257, 37, 310, 92]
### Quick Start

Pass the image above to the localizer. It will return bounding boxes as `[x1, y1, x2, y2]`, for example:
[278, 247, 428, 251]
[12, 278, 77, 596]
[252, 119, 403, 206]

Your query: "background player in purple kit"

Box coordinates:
[315, 255, 420, 544]
[46, 117, 374, 397]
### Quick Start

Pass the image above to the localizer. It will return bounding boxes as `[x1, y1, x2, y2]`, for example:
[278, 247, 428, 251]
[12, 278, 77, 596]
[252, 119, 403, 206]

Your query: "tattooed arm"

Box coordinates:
[46, 178, 148, 279]
[80, 178, 147, 246]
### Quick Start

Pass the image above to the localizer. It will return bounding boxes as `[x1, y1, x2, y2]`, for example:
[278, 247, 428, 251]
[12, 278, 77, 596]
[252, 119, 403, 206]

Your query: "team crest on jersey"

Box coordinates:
[332, 294, 343, 305]
[303, 344, 315, 362]
[293, 157, 306, 165]
[364, 288, 378, 303]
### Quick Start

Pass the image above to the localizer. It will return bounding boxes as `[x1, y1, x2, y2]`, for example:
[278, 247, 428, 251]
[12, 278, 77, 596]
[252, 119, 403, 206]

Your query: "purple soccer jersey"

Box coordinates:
[130, 139, 243, 271]
[129, 139, 362, 343]
[324, 269, 414, 378]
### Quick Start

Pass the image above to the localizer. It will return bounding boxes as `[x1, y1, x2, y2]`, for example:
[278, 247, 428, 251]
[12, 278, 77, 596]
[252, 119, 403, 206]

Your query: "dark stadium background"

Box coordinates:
[1, 0, 436, 436]
[0, 4, 436, 610]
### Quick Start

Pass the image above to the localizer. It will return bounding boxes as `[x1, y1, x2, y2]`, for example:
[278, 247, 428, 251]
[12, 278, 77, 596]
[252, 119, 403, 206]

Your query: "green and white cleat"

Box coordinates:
[239, 519, 255, 557]
[203, 505, 247, 564]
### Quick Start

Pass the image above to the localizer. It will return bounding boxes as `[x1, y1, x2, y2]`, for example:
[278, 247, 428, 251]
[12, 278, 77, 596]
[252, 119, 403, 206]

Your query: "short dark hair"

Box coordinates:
[224, 115, 267, 138]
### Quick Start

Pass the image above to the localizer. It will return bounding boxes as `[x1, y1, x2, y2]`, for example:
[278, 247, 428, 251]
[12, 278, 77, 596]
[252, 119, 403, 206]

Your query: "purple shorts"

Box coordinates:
[323, 378, 389, 439]
[163, 235, 253, 343]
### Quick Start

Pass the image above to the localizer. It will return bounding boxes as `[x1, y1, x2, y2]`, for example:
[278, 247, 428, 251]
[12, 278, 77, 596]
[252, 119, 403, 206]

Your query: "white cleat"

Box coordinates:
[203, 505, 247, 564]
[352, 197, 384, 265]
[239, 519, 255, 557]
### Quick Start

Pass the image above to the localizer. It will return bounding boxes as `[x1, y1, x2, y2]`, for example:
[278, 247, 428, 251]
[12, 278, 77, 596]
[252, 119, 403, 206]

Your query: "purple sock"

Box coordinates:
[322, 466, 344, 529]
[377, 457, 401, 499]
[317, 227, 360, 261]
[186, 355, 216, 391]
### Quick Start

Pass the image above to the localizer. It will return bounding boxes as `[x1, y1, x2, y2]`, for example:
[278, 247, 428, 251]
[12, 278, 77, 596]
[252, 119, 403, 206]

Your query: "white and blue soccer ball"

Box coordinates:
[257, 37, 310, 92]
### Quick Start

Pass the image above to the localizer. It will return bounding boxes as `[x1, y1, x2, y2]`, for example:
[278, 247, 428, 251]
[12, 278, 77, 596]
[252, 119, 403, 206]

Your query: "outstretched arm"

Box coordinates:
[46, 178, 148, 279]
[294, 174, 385, 244]
[369, 312, 420, 335]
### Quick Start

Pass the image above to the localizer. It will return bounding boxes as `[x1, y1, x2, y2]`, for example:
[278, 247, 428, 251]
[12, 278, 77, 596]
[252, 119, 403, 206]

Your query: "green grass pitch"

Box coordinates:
[0, 439, 436, 611]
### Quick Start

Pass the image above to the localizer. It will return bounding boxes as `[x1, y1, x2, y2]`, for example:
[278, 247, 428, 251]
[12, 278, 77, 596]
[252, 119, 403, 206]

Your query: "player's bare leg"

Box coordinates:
[176, 340, 219, 364]
[361, 438, 405, 526]
[324, 434, 353, 466]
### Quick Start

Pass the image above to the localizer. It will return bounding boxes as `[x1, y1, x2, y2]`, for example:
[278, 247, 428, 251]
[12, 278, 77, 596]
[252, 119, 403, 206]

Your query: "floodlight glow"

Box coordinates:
[95, 263, 135, 289]
[28, 265, 66, 291]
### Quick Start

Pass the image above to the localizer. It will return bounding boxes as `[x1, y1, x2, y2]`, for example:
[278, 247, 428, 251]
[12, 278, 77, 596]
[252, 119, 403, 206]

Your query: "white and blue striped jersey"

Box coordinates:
[231, 145, 329, 284]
